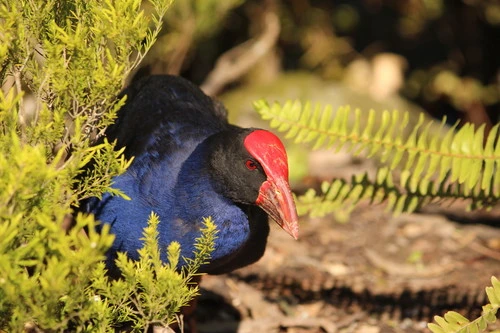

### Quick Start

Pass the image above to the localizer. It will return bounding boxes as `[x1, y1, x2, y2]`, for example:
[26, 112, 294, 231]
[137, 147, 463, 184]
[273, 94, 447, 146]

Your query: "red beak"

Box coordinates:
[256, 177, 299, 239]
[244, 130, 299, 239]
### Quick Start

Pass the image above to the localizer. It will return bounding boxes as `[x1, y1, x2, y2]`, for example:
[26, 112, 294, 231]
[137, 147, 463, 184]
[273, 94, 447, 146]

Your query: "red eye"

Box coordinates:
[245, 159, 258, 170]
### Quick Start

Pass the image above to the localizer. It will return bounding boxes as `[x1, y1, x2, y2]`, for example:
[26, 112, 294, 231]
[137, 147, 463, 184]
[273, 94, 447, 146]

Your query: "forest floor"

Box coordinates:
[194, 204, 500, 333]
[193, 152, 500, 333]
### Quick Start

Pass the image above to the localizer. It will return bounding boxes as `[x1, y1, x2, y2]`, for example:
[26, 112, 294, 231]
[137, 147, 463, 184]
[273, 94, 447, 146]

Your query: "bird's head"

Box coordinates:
[208, 128, 299, 239]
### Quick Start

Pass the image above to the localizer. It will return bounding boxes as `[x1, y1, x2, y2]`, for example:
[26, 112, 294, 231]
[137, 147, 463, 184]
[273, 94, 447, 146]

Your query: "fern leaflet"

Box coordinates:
[428, 276, 499, 333]
[255, 100, 500, 214]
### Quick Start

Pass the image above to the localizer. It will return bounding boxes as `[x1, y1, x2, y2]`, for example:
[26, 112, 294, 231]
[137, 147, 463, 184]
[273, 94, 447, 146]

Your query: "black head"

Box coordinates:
[206, 127, 299, 239]
[207, 128, 264, 204]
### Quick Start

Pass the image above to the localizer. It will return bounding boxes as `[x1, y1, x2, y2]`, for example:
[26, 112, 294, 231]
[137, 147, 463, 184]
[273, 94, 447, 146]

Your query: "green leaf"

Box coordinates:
[428, 323, 447, 333]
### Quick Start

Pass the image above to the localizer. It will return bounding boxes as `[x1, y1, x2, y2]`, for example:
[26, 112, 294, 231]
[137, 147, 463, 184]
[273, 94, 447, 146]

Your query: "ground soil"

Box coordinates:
[193, 154, 500, 333]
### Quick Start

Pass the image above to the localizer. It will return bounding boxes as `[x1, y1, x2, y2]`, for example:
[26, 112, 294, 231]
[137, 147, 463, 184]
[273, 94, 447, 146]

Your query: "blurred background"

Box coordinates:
[138, 0, 499, 127]
[137, 0, 500, 185]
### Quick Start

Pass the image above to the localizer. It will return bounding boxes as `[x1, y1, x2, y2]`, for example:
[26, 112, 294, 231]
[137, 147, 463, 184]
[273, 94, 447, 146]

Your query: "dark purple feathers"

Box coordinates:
[84, 75, 298, 276]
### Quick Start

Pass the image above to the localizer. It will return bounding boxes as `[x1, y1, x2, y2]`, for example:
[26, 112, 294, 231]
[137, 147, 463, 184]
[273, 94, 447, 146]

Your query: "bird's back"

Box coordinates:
[103, 75, 231, 203]
[107, 75, 229, 160]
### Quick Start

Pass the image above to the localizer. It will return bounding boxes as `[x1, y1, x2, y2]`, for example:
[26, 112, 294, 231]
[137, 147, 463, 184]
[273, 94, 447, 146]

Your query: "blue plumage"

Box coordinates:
[83, 75, 298, 275]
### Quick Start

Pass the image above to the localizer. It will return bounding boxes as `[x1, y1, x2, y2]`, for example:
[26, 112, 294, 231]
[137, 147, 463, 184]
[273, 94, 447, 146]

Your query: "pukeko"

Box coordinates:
[83, 75, 299, 275]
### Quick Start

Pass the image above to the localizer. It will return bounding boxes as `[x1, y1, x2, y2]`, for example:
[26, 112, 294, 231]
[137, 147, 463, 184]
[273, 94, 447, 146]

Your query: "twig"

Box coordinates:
[468, 241, 500, 261]
[166, 20, 195, 75]
[200, 7, 280, 96]
[364, 248, 460, 278]
[335, 312, 365, 329]
[1, 74, 15, 96]
[13, 66, 25, 122]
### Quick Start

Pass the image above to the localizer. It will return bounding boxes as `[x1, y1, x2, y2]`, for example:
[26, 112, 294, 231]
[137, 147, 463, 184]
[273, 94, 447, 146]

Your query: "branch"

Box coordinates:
[200, 8, 280, 96]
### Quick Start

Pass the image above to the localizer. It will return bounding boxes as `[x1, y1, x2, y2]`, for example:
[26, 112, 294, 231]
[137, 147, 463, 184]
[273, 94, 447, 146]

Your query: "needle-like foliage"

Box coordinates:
[91, 214, 217, 331]
[0, 0, 217, 331]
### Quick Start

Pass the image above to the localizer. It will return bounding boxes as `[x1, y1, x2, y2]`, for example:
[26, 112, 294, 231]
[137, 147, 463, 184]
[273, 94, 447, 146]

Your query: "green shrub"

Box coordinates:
[0, 0, 216, 331]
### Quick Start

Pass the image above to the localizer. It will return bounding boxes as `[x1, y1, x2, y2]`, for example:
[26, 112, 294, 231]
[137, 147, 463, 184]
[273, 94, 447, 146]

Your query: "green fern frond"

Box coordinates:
[297, 170, 419, 217]
[428, 276, 499, 333]
[255, 100, 500, 214]
[298, 166, 498, 217]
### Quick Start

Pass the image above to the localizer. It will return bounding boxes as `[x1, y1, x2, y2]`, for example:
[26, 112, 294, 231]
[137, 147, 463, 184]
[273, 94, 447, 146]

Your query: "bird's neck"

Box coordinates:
[170, 140, 251, 263]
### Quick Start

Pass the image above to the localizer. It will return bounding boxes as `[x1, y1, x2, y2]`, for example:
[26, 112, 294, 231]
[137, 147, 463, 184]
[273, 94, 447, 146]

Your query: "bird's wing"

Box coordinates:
[86, 75, 230, 210]
[107, 75, 229, 160]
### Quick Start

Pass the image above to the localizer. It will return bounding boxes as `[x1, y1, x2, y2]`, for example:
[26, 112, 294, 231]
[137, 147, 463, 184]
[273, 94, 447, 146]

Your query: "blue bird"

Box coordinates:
[83, 75, 299, 275]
